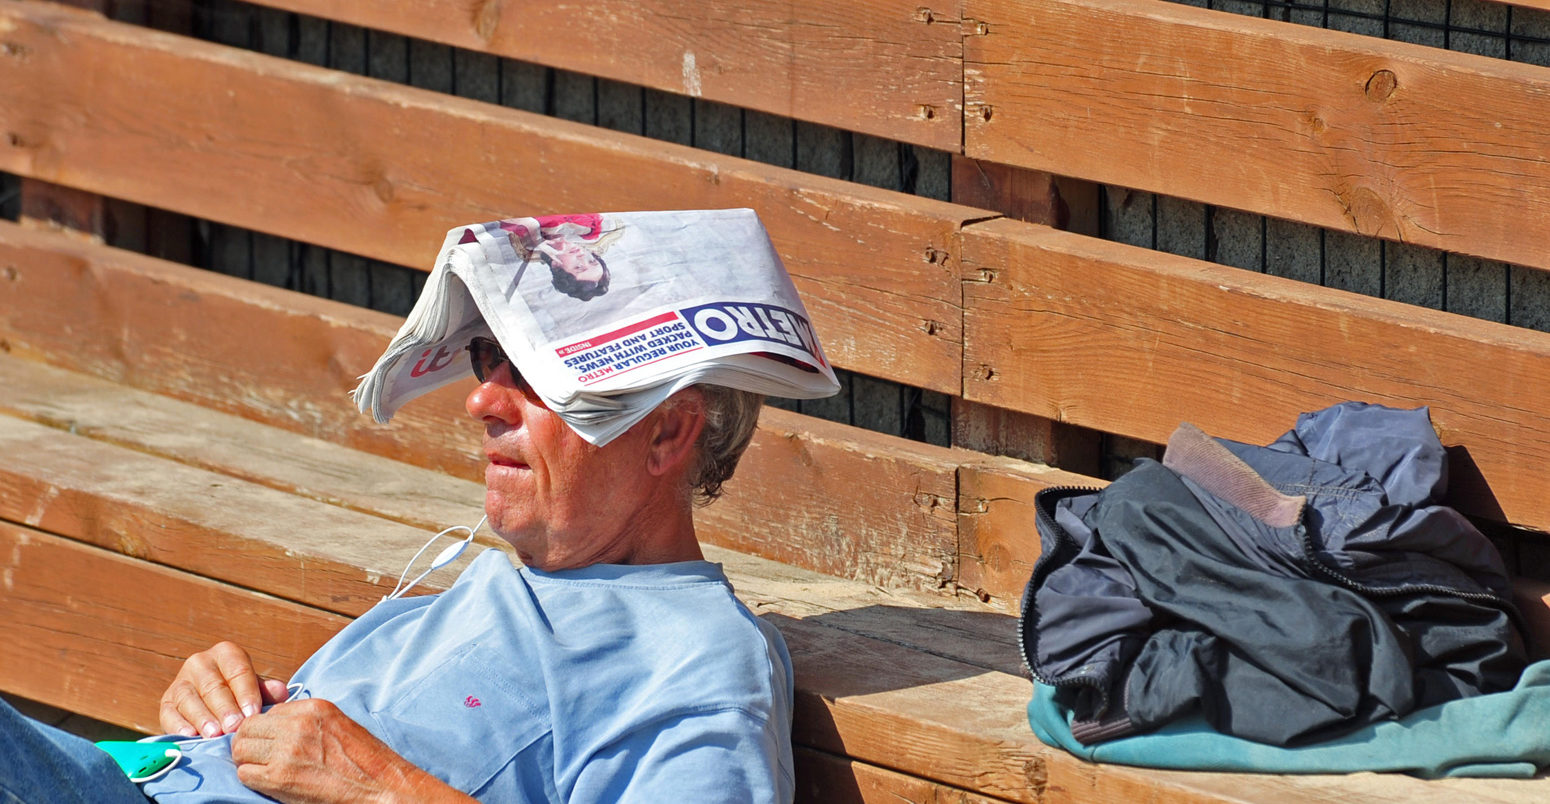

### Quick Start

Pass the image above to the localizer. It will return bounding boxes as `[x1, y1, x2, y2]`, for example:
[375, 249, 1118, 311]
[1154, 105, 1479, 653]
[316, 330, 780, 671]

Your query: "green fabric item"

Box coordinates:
[1028, 660, 1550, 779]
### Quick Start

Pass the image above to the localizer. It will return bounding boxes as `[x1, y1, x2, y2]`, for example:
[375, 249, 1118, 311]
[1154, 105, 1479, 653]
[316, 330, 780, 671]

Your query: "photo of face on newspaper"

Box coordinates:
[482, 212, 739, 345]
[536, 238, 609, 300]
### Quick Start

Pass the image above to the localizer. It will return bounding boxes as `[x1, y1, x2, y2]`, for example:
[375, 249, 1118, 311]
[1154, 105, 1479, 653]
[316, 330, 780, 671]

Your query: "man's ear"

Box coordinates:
[645, 387, 707, 478]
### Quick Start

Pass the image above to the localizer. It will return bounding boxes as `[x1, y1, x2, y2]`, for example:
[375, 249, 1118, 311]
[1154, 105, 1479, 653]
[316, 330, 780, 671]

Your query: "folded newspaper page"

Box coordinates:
[352, 208, 841, 444]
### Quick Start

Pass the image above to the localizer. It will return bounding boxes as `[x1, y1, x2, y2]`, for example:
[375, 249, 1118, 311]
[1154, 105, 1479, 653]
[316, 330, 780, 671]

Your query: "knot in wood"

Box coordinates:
[986, 542, 1010, 571]
[1338, 185, 1399, 237]
[914, 6, 936, 24]
[373, 177, 395, 204]
[1302, 110, 1328, 138]
[474, 0, 503, 42]
[1365, 69, 1397, 102]
[1023, 757, 1049, 794]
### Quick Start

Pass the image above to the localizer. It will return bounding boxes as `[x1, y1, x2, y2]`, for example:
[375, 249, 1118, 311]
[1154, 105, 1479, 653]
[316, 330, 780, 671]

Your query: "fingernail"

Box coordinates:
[200, 721, 220, 738]
[177, 725, 198, 738]
[240, 704, 257, 718]
[222, 714, 243, 732]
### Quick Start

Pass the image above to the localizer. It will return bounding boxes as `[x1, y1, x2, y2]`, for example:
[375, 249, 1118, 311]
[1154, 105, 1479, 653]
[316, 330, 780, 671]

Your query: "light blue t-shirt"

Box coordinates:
[142, 548, 794, 802]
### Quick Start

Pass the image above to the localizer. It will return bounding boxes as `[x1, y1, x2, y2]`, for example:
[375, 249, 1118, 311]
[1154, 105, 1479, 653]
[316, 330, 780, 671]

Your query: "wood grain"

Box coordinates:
[0, 414, 465, 616]
[4, 368, 1549, 800]
[0, 348, 979, 597]
[237, 0, 963, 151]
[0, 522, 346, 733]
[0, 223, 987, 593]
[962, 217, 1550, 532]
[703, 409, 961, 592]
[965, 0, 1550, 270]
[956, 457, 1101, 609]
[0, 3, 979, 392]
[0, 219, 483, 480]
[794, 745, 1015, 803]
[0, 356, 487, 535]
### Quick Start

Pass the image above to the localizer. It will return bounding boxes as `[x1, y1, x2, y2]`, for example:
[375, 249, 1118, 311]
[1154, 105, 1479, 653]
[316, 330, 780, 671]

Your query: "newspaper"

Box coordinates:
[352, 209, 840, 444]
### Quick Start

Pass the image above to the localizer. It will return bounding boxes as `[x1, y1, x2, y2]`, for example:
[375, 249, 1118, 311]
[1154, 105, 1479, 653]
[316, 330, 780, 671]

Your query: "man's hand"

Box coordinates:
[232, 699, 473, 804]
[160, 641, 291, 738]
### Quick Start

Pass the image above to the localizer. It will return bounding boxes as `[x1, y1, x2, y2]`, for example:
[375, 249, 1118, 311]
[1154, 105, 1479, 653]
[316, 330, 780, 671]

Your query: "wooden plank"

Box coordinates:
[943, 152, 1103, 479]
[949, 399, 1101, 476]
[233, 0, 963, 151]
[793, 746, 1015, 803]
[1513, 577, 1550, 661]
[17, 177, 106, 243]
[703, 406, 961, 593]
[0, 220, 483, 480]
[961, 217, 1550, 532]
[965, 0, 1550, 270]
[0, 437, 1396, 802]
[0, 4, 978, 394]
[0, 522, 347, 733]
[775, 608, 1550, 804]
[4, 370, 1547, 801]
[0, 355, 485, 535]
[0, 344, 981, 598]
[949, 156, 1062, 228]
[0, 415, 468, 616]
[0, 223, 981, 592]
[956, 457, 1100, 609]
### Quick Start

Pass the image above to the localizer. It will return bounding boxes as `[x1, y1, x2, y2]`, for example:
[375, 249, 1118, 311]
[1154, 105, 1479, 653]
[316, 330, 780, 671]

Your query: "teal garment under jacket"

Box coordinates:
[1029, 660, 1550, 779]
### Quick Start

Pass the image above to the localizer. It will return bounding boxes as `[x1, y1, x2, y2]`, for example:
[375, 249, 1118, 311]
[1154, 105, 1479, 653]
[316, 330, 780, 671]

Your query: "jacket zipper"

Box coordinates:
[1296, 527, 1518, 609]
[1018, 485, 1104, 696]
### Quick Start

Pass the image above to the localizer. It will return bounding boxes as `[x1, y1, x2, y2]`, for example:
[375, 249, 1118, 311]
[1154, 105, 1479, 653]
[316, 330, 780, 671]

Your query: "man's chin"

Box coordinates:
[488, 523, 545, 567]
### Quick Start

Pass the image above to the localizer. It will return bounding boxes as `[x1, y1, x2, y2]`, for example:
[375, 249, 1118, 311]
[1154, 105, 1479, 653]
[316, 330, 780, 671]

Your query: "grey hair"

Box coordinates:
[686, 385, 764, 505]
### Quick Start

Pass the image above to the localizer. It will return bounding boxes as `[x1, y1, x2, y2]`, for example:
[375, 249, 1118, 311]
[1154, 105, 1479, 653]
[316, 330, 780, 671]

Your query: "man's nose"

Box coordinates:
[465, 364, 523, 425]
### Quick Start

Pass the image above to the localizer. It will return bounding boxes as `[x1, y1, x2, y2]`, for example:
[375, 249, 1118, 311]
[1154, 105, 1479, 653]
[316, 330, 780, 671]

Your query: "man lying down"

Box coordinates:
[0, 209, 840, 803]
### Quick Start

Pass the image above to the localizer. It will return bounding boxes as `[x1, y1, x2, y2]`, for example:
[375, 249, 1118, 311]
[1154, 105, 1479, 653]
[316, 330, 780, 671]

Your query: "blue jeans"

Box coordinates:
[0, 696, 148, 804]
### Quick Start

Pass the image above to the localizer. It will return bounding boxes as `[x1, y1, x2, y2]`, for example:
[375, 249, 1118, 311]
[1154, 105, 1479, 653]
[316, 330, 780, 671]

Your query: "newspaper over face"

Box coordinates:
[352, 208, 840, 444]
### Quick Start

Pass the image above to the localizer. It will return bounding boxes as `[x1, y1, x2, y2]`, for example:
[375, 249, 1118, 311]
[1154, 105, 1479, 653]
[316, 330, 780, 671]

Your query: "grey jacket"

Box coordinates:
[1020, 402, 1525, 746]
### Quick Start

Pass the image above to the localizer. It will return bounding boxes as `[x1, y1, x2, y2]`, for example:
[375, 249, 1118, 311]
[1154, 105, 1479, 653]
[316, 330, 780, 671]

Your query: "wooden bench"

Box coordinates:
[4, 0, 1550, 801]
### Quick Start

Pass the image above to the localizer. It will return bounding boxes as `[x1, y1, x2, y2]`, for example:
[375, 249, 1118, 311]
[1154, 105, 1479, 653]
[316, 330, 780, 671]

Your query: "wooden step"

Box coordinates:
[6, 375, 1543, 801]
[235, 0, 964, 150]
[0, 2, 984, 393]
[0, 223, 1097, 606]
[965, 0, 1550, 270]
[962, 218, 1550, 533]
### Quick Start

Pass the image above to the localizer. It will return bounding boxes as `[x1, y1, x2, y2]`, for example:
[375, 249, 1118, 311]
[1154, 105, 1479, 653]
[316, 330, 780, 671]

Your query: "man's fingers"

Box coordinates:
[157, 694, 200, 738]
[163, 680, 220, 738]
[260, 677, 292, 705]
[211, 641, 265, 718]
[184, 659, 248, 736]
[230, 715, 276, 765]
[161, 642, 266, 737]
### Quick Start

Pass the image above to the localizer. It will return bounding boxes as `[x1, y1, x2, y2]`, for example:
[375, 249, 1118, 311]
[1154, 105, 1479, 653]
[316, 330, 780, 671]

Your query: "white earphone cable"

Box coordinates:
[385, 514, 489, 601]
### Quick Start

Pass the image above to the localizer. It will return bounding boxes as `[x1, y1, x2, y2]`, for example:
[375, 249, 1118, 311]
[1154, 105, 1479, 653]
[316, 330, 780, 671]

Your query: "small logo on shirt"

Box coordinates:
[464, 696, 482, 708]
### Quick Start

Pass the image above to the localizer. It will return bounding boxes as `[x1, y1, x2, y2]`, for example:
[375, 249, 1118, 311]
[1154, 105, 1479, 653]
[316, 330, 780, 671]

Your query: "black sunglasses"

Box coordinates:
[466, 336, 539, 399]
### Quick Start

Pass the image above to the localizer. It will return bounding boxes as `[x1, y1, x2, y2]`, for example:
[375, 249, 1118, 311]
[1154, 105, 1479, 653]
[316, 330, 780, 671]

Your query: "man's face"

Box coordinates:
[552, 240, 605, 284]
[465, 362, 654, 570]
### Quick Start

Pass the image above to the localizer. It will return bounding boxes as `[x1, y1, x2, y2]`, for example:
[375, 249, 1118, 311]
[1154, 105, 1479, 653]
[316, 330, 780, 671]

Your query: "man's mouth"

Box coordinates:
[487, 452, 527, 468]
